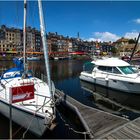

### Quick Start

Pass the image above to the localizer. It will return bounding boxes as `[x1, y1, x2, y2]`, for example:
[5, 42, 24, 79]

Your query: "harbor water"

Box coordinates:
[0, 59, 140, 139]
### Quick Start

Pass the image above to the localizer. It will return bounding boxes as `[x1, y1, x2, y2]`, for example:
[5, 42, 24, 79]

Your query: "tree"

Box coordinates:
[111, 46, 118, 55]
[128, 39, 136, 44]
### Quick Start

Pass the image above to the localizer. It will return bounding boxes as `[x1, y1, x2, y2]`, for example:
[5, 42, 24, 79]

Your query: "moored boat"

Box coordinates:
[0, 0, 55, 137]
[0, 58, 55, 136]
[27, 55, 40, 61]
[79, 57, 140, 94]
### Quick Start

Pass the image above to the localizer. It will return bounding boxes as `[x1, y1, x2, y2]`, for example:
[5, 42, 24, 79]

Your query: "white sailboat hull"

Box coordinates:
[0, 76, 54, 136]
[80, 72, 140, 94]
[0, 99, 49, 136]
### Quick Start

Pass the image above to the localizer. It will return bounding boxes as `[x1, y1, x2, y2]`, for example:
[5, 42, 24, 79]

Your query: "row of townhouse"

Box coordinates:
[47, 32, 97, 56]
[0, 25, 100, 57]
[1, 25, 137, 57]
[0, 25, 42, 53]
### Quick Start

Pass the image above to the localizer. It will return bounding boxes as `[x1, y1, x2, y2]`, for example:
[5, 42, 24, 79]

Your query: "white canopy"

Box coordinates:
[91, 57, 130, 67]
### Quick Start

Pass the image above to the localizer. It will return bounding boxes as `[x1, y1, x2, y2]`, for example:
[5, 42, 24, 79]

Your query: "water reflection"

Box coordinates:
[50, 60, 96, 108]
[80, 80, 140, 120]
[50, 60, 87, 81]
[1, 59, 140, 121]
[0, 60, 88, 139]
[49, 59, 140, 120]
[25, 60, 88, 82]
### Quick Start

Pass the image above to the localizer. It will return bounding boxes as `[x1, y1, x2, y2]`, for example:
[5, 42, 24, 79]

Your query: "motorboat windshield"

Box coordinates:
[118, 66, 139, 75]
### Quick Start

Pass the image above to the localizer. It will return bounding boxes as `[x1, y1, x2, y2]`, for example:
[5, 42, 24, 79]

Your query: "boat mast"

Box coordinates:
[129, 33, 140, 63]
[23, 0, 27, 72]
[38, 0, 52, 96]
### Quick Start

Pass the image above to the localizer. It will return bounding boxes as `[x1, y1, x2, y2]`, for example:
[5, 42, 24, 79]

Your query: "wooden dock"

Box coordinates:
[102, 117, 140, 139]
[55, 89, 129, 139]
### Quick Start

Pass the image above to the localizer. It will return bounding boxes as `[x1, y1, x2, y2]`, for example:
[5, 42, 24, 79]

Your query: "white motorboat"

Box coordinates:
[80, 57, 140, 94]
[27, 56, 40, 61]
[0, 0, 55, 137]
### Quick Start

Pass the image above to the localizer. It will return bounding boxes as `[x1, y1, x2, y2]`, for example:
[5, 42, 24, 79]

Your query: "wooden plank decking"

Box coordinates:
[102, 117, 140, 139]
[55, 89, 129, 139]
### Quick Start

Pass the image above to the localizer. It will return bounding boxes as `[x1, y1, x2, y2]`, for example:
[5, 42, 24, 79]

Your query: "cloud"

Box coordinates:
[124, 32, 139, 39]
[88, 37, 102, 42]
[88, 32, 120, 42]
[134, 18, 140, 24]
[87, 31, 140, 42]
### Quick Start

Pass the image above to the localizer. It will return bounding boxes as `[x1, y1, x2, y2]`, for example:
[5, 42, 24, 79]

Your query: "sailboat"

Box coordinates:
[0, 0, 55, 137]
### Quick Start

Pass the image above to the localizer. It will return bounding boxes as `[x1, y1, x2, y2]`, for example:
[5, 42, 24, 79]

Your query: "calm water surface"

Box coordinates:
[0, 59, 140, 139]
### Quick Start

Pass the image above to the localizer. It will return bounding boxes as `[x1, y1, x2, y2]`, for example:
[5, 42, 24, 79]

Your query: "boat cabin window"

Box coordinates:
[118, 66, 138, 74]
[112, 67, 122, 74]
[98, 66, 106, 71]
[98, 66, 113, 73]
[83, 62, 95, 73]
[98, 66, 121, 74]
[106, 67, 112, 73]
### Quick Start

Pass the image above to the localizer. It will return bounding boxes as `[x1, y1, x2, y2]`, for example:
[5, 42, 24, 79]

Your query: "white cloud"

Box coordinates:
[88, 32, 120, 42]
[124, 32, 139, 39]
[87, 31, 140, 42]
[134, 18, 140, 24]
[88, 37, 102, 42]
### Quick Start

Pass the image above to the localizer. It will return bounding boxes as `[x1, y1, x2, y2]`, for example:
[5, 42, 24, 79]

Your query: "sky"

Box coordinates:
[0, 1, 140, 42]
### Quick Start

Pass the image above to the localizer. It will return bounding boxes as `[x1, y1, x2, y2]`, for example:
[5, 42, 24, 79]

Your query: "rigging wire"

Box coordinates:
[55, 107, 90, 139]
[20, 98, 54, 139]
[12, 95, 53, 138]
[0, 70, 54, 138]
[14, 81, 88, 139]
[27, 1, 38, 29]
[16, 1, 19, 28]
[31, 1, 37, 29]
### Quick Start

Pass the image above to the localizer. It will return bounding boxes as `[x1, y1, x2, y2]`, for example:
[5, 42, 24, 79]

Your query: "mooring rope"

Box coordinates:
[55, 107, 90, 139]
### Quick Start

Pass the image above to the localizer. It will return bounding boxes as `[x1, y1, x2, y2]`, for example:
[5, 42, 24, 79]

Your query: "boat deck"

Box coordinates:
[55, 89, 129, 139]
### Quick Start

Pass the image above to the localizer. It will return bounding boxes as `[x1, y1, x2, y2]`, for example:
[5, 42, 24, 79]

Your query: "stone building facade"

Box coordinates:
[0, 25, 121, 58]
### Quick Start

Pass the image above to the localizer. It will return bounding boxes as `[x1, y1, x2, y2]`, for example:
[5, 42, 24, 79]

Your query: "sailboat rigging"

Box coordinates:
[0, 0, 55, 137]
[122, 33, 140, 62]
[129, 32, 140, 63]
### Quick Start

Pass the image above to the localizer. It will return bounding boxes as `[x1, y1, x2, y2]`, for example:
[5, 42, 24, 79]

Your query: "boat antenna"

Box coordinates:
[38, 0, 52, 99]
[23, 0, 27, 75]
[129, 32, 140, 63]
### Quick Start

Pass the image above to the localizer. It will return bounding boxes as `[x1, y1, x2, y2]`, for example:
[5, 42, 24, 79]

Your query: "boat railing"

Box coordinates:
[95, 70, 139, 79]
[32, 71, 55, 96]
[32, 71, 46, 81]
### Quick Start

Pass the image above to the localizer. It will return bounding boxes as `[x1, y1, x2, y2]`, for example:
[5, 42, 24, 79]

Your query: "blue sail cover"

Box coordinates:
[13, 57, 24, 70]
[0, 58, 24, 79]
